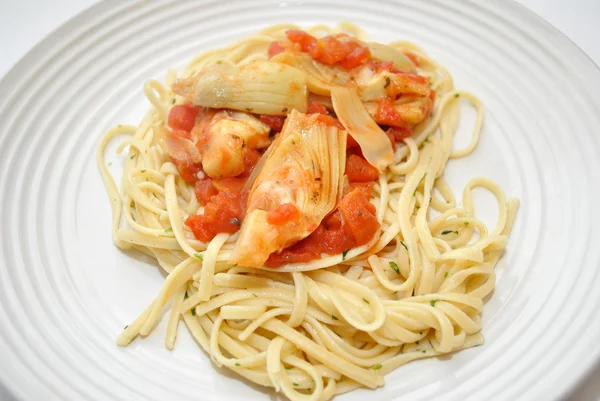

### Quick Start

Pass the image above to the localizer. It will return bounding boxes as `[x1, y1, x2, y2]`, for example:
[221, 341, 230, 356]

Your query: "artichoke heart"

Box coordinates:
[173, 61, 308, 115]
[229, 110, 347, 268]
[331, 87, 394, 170]
[367, 42, 417, 73]
[271, 52, 352, 96]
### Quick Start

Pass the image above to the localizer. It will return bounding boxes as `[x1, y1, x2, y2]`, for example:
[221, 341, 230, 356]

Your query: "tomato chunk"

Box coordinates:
[168, 104, 199, 132]
[315, 114, 344, 129]
[387, 126, 412, 142]
[339, 44, 371, 70]
[307, 102, 328, 115]
[266, 203, 301, 225]
[338, 188, 379, 245]
[345, 154, 379, 182]
[268, 41, 285, 58]
[174, 160, 202, 183]
[286, 30, 319, 54]
[375, 97, 403, 127]
[259, 114, 286, 132]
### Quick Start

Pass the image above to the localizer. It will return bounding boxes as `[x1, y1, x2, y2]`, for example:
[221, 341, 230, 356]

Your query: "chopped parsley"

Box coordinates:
[372, 363, 382, 370]
[400, 241, 408, 251]
[191, 308, 196, 316]
[124, 325, 129, 330]
[389, 261, 400, 275]
[362, 298, 370, 304]
[463, 221, 469, 227]
[130, 154, 136, 159]
[285, 366, 293, 370]
[141, 169, 146, 173]
[331, 314, 339, 321]
[292, 383, 299, 387]
[384, 76, 391, 89]
[444, 272, 449, 278]
[130, 201, 135, 208]
[342, 249, 349, 260]
[415, 341, 419, 345]
[441, 229, 458, 235]
[252, 293, 258, 297]
[413, 174, 427, 195]
[193, 253, 204, 260]
[164, 227, 173, 233]
[430, 299, 439, 307]
[172, 98, 176, 104]
[234, 363, 240, 366]
[184, 292, 189, 299]
[421, 350, 426, 353]
[454, 93, 460, 98]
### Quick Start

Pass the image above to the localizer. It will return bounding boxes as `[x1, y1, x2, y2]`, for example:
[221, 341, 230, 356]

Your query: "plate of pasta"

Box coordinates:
[1, 1, 599, 401]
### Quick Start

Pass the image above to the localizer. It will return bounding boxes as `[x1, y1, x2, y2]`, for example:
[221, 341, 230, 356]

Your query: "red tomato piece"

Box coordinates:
[387, 125, 413, 142]
[259, 114, 286, 132]
[268, 41, 285, 58]
[346, 134, 359, 149]
[266, 203, 301, 225]
[404, 51, 420, 66]
[174, 160, 202, 183]
[168, 104, 199, 132]
[337, 188, 379, 245]
[339, 44, 371, 70]
[241, 148, 262, 177]
[375, 97, 403, 126]
[194, 179, 217, 206]
[286, 30, 320, 54]
[345, 154, 379, 182]
[315, 114, 344, 129]
[313, 36, 351, 65]
[307, 102, 328, 114]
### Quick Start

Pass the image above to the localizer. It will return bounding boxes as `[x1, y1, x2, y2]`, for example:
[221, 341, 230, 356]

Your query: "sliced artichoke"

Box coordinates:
[230, 110, 347, 267]
[331, 86, 394, 170]
[173, 61, 308, 115]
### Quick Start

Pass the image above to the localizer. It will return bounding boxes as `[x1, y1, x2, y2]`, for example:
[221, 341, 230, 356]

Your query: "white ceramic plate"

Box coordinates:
[1, 1, 599, 400]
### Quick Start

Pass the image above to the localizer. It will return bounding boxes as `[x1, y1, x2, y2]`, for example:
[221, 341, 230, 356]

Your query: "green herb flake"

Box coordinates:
[421, 350, 426, 353]
[463, 221, 469, 227]
[193, 253, 204, 260]
[130, 154, 136, 159]
[430, 299, 439, 307]
[191, 308, 196, 316]
[400, 241, 408, 251]
[234, 363, 240, 366]
[441, 229, 458, 235]
[124, 325, 129, 330]
[293, 383, 299, 387]
[454, 93, 460, 98]
[164, 227, 173, 233]
[372, 363, 382, 370]
[331, 314, 339, 321]
[342, 249, 349, 260]
[172, 98, 176, 104]
[413, 173, 427, 195]
[184, 292, 189, 299]
[384, 76, 391, 89]
[362, 298, 370, 304]
[416, 341, 419, 345]
[389, 261, 400, 275]
[285, 366, 293, 370]
[216, 60, 223, 64]
[252, 293, 258, 298]
[108, 162, 113, 166]
[444, 272, 449, 278]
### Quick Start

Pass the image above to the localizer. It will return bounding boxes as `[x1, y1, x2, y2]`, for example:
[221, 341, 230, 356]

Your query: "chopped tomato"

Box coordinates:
[345, 181, 375, 198]
[186, 178, 245, 242]
[385, 130, 396, 151]
[387, 126, 413, 142]
[241, 148, 262, 177]
[168, 104, 199, 132]
[286, 30, 319, 54]
[375, 97, 403, 126]
[266, 188, 379, 267]
[366, 59, 401, 74]
[339, 43, 371, 70]
[174, 160, 202, 183]
[266, 203, 301, 225]
[337, 188, 379, 245]
[307, 102, 328, 114]
[268, 41, 285, 58]
[259, 114, 286, 132]
[345, 154, 379, 182]
[194, 178, 217, 205]
[286, 30, 370, 71]
[404, 51, 420, 66]
[313, 36, 351, 65]
[315, 114, 344, 129]
[346, 134, 359, 149]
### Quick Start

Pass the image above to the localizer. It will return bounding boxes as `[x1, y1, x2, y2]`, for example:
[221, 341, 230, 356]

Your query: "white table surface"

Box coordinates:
[0, 0, 598, 400]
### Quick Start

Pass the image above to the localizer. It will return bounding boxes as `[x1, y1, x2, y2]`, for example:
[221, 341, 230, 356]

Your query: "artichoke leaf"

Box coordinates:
[230, 110, 347, 268]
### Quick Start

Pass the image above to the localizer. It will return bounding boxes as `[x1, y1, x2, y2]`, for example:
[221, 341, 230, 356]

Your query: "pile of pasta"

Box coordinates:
[97, 23, 519, 401]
